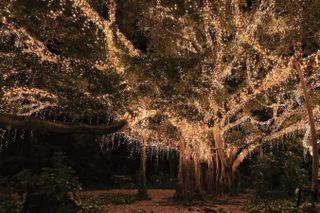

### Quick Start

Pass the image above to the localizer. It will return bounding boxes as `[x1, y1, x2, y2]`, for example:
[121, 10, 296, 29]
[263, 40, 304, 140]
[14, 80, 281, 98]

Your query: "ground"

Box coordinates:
[83, 189, 248, 213]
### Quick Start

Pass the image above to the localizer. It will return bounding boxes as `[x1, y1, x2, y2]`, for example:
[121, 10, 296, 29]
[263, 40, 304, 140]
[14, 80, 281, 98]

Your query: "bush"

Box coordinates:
[0, 195, 23, 213]
[249, 153, 278, 196]
[249, 143, 309, 197]
[280, 151, 308, 195]
[243, 197, 296, 212]
[243, 197, 316, 213]
[0, 152, 82, 213]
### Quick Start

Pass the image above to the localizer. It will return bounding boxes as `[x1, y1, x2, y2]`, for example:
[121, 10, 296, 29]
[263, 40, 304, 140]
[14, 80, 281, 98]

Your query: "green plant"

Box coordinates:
[280, 151, 309, 195]
[243, 197, 316, 213]
[0, 152, 82, 213]
[0, 195, 23, 213]
[249, 153, 278, 196]
[249, 143, 309, 198]
[243, 198, 297, 212]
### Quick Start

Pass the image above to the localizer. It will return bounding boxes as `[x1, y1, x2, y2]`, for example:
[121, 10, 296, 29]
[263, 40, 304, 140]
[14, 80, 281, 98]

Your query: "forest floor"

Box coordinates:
[82, 189, 248, 213]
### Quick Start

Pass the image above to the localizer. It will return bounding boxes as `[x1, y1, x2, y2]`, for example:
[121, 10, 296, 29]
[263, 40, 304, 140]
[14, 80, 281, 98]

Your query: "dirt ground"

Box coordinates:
[83, 189, 248, 213]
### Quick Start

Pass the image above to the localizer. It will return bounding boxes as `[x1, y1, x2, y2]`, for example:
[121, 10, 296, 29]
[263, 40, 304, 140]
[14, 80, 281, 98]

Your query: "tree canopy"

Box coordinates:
[0, 0, 320, 193]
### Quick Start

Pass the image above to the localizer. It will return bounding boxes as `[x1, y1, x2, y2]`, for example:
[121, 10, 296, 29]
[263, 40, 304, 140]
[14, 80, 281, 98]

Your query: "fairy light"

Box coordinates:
[1, 87, 59, 116]
[1, 0, 319, 181]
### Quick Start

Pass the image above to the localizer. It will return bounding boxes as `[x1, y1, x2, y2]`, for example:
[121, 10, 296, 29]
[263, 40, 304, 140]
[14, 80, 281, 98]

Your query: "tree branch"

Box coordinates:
[0, 113, 128, 135]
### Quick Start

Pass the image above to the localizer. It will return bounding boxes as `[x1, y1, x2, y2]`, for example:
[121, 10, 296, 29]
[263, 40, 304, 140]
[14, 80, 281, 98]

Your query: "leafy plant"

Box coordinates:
[0, 152, 82, 213]
[280, 151, 309, 195]
[243, 197, 316, 213]
[249, 153, 278, 196]
[249, 142, 309, 197]
[243, 198, 297, 212]
[0, 195, 23, 213]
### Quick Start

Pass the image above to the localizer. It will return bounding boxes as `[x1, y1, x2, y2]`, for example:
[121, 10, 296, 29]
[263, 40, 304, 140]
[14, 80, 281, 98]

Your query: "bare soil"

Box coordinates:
[83, 189, 248, 213]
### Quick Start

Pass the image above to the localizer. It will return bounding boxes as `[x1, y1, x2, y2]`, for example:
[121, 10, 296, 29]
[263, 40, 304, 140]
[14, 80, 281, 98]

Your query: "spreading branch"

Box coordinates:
[0, 113, 128, 135]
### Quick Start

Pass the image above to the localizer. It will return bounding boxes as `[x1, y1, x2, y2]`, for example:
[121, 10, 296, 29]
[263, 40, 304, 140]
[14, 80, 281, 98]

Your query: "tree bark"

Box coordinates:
[175, 136, 186, 200]
[137, 138, 149, 199]
[294, 60, 318, 201]
[0, 113, 128, 135]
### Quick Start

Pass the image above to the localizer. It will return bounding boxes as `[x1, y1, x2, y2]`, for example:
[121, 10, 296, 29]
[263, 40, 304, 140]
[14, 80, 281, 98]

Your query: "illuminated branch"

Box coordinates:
[4, 23, 63, 64]
[202, 0, 225, 81]
[232, 144, 258, 173]
[231, 0, 281, 62]
[70, 0, 122, 73]
[143, 5, 203, 54]
[71, 0, 141, 65]
[264, 120, 307, 142]
[2, 87, 59, 116]
[221, 58, 295, 125]
[108, 0, 142, 57]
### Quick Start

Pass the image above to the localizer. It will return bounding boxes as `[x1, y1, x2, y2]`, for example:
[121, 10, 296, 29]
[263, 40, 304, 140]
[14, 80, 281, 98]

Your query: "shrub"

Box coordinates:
[243, 197, 316, 213]
[0, 152, 82, 213]
[249, 143, 309, 197]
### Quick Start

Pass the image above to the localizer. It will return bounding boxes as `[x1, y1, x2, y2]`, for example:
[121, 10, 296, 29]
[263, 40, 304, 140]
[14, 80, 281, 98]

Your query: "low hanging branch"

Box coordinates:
[0, 113, 128, 135]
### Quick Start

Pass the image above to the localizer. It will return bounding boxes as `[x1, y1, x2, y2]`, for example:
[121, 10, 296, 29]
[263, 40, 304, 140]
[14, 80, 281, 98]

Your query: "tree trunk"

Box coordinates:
[175, 136, 186, 200]
[206, 159, 214, 194]
[294, 60, 318, 201]
[0, 113, 127, 135]
[137, 138, 149, 199]
[154, 146, 159, 174]
[213, 126, 233, 194]
[193, 155, 201, 190]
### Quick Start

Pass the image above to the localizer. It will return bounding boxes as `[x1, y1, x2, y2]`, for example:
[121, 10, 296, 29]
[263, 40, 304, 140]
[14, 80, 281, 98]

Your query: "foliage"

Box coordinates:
[249, 142, 309, 197]
[243, 197, 317, 213]
[0, 152, 82, 213]
[243, 198, 298, 213]
[280, 151, 309, 195]
[0, 196, 23, 213]
[250, 153, 278, 196]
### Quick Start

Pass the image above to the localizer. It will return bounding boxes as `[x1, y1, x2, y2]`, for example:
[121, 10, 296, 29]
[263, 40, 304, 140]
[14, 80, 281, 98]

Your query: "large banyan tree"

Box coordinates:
[0, 0, 320, 197]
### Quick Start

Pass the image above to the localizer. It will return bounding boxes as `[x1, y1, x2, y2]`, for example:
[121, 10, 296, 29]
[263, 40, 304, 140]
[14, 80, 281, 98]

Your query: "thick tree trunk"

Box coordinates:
[213, 126, 233, 194]
[294, 60, 318, 201]
[0, 113, 127, 135]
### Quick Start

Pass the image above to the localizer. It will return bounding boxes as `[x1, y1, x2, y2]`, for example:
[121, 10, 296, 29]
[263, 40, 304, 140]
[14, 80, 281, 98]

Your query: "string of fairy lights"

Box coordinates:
[0, 0, 319, 166]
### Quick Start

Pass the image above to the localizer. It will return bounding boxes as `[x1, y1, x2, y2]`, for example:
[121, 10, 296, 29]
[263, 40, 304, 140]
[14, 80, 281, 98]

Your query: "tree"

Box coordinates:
[0, 0, 319, 197]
